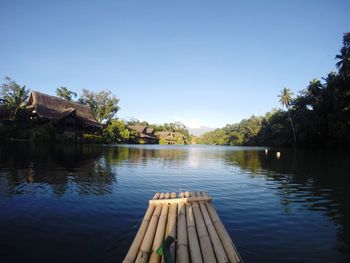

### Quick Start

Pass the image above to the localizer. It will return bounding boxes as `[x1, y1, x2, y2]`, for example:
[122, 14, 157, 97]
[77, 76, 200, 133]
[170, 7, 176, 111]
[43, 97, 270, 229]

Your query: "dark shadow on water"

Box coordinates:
[224, 147, 350, 259]
[0, 142, 117, 196]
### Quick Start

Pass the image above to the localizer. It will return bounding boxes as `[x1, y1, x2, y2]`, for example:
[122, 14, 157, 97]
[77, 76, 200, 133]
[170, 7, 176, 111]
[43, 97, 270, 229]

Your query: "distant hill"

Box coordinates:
[189, 126, 215, 136]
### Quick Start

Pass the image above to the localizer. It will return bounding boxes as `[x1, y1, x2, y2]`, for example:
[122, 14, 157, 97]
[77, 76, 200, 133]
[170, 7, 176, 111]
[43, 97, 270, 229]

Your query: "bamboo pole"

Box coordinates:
[176, 192, 189, 263]
[201, 192, 242, 263]
[163, 192, 177, 263]
[149, 196, 212, 205]
[191, 192, 217, 263]
[135, 193, 165, 263]
[196, 192, 229, 263]
[123, 192, 161, 263]
[149, 193, 170, 263]
[185, 191, 203, 263]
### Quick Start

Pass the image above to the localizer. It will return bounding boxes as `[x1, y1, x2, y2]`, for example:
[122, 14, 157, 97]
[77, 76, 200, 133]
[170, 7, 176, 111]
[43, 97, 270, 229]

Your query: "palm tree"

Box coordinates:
[56, 86, 77, 101]
[335, 46, 350, 77]
[1, 77, 30, 119]
[278, 87, 297, 144]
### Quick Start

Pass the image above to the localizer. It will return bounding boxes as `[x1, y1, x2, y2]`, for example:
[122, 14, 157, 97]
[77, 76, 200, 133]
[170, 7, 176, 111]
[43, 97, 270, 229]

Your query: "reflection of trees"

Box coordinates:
[0, 144, 190, 197]
[0, 143, 115, 196]
[104, 146, 188, 166]
[224, 150, 263, 173]
[225, 148, 350, 259]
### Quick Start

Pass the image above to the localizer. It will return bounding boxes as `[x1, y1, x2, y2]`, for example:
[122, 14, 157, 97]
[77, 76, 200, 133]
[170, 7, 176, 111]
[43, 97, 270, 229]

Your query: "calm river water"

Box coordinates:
[0, 143, 349, 262]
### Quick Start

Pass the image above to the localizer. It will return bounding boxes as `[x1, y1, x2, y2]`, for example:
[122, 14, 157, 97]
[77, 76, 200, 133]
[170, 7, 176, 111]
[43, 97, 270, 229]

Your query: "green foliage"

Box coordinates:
[127, 119, 190, 144]
[0, 77, 30, 119]
[32, 123, 57, 142]
[56, 86, 77, 101]
[1, 33, 349, 147]
[278, 87, 293, 108]
[198, 115, 262, 146]
[278, 87, 297, 144]
[159, 138, 168, 145]
[199, 32, 350, 147]
[103, 119, 136, 143]
[79, 89, 120, 124]
[336, 33, 350, 77]
[82, 134, 104, 143]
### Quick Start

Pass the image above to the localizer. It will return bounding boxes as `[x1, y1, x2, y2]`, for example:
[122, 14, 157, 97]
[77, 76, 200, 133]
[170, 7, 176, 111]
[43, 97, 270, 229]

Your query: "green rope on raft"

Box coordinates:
[156, 236, 175, 263]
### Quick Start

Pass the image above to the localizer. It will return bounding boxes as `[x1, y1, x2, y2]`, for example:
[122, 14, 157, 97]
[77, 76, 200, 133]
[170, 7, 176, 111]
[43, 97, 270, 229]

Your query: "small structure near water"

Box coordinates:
[123, 191, 243, 263]
[27, 91, 102, 135]
[127, 125, 158, 144]
[155, 131, 186, 145]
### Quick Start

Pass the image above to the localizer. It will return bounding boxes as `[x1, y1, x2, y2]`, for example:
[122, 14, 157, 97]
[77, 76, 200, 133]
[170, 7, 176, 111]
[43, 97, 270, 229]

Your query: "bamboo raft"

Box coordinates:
[123, 191, 243, 263]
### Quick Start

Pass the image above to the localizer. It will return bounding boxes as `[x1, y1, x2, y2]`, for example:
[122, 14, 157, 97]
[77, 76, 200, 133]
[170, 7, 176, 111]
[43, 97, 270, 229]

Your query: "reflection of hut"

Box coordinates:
[27, 91, 102, 135]
[155, 131, 185, 145]
[127, 125, 158, 144]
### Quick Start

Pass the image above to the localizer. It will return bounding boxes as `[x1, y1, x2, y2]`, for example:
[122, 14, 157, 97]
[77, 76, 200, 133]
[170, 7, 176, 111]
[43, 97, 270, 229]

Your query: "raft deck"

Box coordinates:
[123, 191, 242, 263]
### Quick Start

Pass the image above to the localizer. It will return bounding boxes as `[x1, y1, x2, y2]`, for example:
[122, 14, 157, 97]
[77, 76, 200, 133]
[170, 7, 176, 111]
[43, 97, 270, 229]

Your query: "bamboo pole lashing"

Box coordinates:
[190, 192, 217, 263]
[135, 193, 165, 263]
[123, 192, 161, 263]
[201, 192, 242, 263]
[176, 192, 189, 263]
[149, 196, 212, 205]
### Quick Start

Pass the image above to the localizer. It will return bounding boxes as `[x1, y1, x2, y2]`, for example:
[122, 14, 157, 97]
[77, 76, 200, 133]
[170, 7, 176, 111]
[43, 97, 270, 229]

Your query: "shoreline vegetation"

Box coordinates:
[1, 33, 349, 147]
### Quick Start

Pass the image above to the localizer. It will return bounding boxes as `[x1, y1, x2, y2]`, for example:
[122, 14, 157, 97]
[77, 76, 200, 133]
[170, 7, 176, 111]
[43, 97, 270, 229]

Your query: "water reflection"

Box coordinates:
[224, 147, 350, 258]
[0, 143, 115, 196]
[0, 144, 349, 262]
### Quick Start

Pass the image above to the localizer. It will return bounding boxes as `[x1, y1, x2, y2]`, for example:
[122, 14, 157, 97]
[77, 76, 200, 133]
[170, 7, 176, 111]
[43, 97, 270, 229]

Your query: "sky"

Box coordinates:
[1, 0, 349, 133]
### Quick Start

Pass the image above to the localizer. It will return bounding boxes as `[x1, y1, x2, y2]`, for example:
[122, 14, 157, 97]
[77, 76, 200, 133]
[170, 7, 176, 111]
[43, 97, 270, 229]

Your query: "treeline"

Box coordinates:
[0, 79, 190, 143]
[198, 33, 350, 147]
[103, 119, 190, 144]
[128, 119, 190, 138]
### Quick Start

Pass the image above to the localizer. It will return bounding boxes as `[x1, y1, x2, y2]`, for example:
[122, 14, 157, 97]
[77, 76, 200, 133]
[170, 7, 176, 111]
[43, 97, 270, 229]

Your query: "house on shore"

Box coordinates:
[27, 91, 102, 135]
[127, 125, 158, 144]
[155, 131, 187, 145]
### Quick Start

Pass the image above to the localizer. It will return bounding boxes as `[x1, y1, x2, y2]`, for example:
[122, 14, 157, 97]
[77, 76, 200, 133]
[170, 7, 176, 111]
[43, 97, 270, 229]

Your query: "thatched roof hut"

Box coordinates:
[155, 131, 186, 144]
[128, 125, 147, 134]
[127, 125, 157, 144]
[28, 91, 102, 129]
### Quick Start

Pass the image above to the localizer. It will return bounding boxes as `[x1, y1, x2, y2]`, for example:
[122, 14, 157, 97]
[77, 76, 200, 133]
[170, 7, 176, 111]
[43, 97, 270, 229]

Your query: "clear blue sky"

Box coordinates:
[1, 0, 349, 129]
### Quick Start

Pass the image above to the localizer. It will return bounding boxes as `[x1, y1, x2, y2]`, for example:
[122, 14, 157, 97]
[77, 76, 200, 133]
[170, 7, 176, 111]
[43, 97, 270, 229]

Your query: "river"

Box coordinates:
[0, 143, 349, 262]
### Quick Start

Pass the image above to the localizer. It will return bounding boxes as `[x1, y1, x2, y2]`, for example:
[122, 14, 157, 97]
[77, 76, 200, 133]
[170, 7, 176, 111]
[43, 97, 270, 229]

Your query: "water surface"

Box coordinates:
[0, 143, 349, 262]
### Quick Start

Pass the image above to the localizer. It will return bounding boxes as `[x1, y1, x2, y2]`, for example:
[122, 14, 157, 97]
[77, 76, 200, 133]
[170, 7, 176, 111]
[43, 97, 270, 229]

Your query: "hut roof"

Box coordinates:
[146, 127, 154, 134]
[28, 91, 101, 128]
[128, 125, 147, 134]
[155, 131, 172, 138]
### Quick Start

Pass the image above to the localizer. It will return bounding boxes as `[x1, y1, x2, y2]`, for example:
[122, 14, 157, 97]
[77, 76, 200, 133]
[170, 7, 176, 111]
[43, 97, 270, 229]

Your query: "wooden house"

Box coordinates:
[27, 91, 102, 135]
[127, 125, 158, 144]
[155, 131, 186, 144]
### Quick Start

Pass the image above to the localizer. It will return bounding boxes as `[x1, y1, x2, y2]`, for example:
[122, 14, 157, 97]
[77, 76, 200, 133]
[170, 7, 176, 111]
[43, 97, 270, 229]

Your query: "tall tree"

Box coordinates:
[278, 87, 297, 144]
[56, 86, 77, 101]
[79, 89, 120, 124]
[335, 33, 350, 77]
[0, 77, 30, 119]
